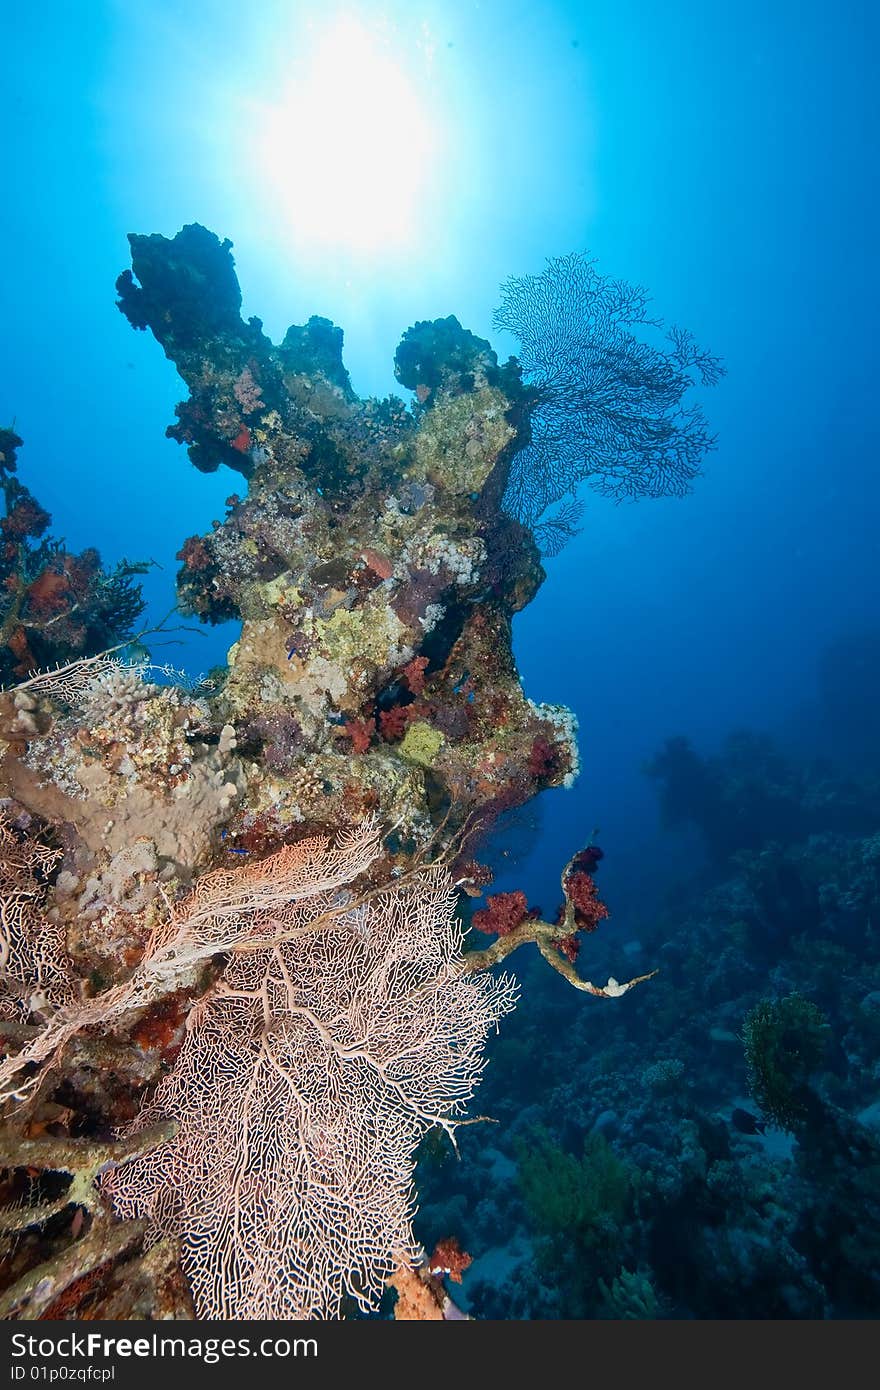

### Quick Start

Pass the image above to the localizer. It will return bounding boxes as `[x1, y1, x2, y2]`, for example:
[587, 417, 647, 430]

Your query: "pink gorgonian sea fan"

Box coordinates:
[0, 810, 68, 1022]
[104, 820, 516, 1319]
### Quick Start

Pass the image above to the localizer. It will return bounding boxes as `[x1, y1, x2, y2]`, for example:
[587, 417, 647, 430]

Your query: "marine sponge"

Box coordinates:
[398, 720, 444, 769]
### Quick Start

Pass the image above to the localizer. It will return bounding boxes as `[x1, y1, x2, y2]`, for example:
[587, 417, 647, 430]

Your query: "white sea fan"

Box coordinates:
[0, 810, 69, 1021]
[105, 824, 515, 1318]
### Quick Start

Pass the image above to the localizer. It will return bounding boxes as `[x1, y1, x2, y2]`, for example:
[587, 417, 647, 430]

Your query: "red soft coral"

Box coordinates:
[528, 735, 561, 780]
[26, 564, 73, 620]
[378, 702, 431, 742]
[1, 493, 50, 542]
[378, 705, 412, 742]
[556, 933, 581, 963]
[472, 890, 530, 937]
[563, 870, 610, 932]
[428, 1236, 472, 1284]
[343, 717, 376, 754]
[177, 535, 213, 572]
[402, 655, 429, 695]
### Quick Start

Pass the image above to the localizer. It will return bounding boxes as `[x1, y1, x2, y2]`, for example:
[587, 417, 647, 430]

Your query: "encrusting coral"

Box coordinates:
[0, 224, 703, 1320]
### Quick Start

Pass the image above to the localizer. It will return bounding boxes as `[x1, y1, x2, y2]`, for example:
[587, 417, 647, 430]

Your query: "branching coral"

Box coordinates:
[517, 1127, 637, 1245]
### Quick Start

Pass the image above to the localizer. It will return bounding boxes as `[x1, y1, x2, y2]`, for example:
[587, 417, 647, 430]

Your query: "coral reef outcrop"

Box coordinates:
[0, 226, 644, 1320]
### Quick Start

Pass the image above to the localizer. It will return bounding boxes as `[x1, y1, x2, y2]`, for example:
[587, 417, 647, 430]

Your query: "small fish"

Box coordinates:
[730, 1106, 766, 1136]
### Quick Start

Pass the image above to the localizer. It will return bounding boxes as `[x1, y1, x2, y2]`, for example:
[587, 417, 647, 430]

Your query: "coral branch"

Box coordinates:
[460, 846, 657, 998]
[0, 1120, 183, 1320]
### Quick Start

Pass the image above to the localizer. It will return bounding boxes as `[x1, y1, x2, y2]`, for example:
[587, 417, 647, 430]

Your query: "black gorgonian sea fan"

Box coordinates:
[493, 252, 725, 541]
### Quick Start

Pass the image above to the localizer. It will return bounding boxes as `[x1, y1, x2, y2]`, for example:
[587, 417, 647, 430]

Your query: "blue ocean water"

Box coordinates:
[2, 0, 879, 1320]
